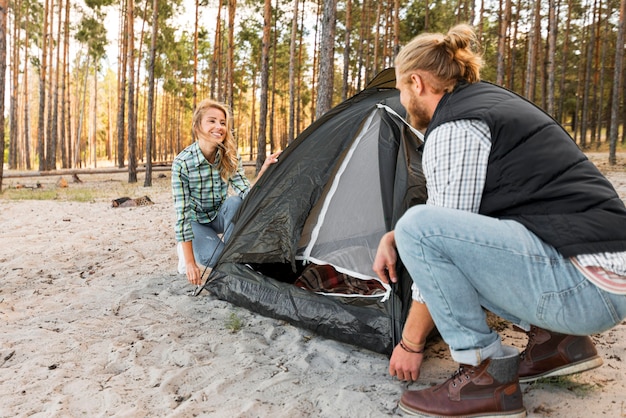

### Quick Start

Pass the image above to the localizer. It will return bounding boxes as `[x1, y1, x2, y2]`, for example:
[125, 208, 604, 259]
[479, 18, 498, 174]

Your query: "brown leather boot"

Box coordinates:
[518, 326, 603, 383]
[399, 346, 526, 417]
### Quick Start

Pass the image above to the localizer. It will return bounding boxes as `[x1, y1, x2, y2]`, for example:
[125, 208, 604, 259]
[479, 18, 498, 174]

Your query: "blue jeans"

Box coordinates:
[395, 205, 626, 366]
[191, 196, 243, 268]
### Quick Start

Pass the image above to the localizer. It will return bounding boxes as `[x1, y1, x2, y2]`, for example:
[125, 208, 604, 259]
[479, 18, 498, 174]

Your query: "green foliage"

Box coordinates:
[528, 375, 599, 397]
[226, 312, 244, 333]
[75, 16, 108, 61]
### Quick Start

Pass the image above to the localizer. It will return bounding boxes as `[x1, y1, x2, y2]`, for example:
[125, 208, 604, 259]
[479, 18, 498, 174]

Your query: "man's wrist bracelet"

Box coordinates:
[399, 339, 425, 354]
[401, 334, 425, 350]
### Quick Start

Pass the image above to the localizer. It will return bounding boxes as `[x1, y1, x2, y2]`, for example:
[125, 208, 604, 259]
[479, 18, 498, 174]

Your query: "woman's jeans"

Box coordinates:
[191, 196, 243, 268]
[395, 205, 626, 366]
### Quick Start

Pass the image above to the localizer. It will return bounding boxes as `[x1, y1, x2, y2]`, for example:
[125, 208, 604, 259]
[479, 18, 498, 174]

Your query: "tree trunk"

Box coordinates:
[581, 6, 596, 149]
[288, 0, 299, 142]
[8, 0, 21, 170]
[270, 0, 278, 152]
[557, 0, 571, 124]
[546, 0, 556, 116]
[496, 0, 511, 85]
[315, 0, 337, 119]
[117, 0, 128, 168]
[226, 0, 236, 109]
[609, 0, 625, 164]
[127, 0, 137, 182]
[256, 0, 271, 173]
[61, 0, 71, 168]
[309, 0, 321, 123]
[145, 0, 158, 187]
[595, 5, 610, 148]
[38, 0, 50, 171]
[341, 0, 352, 101]
[193, 0, 199, 110]
[46, 0, 59, 170]
[0, 0, 7, 190]
[210, 0, 222, 99]
[23, 15, 31, 170]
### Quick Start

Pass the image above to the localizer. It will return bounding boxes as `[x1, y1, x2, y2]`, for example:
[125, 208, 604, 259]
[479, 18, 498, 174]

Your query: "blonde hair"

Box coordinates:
[395, 24, 483, 93]
[192, 99, 239, 181]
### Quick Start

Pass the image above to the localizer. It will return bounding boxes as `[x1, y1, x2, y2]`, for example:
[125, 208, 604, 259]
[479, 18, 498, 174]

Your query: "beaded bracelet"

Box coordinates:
[399, 339, 425, 354]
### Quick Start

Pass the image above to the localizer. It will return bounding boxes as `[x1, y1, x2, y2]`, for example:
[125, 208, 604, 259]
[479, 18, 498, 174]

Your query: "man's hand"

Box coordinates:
[389, 343, 424, 381]
[373, 231, 398, 284]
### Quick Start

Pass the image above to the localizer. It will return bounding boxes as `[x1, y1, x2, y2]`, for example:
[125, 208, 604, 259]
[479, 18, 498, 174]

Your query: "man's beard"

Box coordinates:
[406, 94, 431, 132]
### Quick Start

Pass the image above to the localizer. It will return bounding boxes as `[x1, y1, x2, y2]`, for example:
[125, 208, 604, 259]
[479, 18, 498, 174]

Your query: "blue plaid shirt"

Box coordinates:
[172, 142, 250, 242]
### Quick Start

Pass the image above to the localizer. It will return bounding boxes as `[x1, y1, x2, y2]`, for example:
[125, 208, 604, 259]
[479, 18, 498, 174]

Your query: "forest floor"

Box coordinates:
[0, 151, 625, 417]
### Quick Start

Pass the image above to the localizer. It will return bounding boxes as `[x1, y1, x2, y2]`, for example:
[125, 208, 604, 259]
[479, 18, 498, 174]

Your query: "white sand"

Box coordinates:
[1, 153, 625, 417]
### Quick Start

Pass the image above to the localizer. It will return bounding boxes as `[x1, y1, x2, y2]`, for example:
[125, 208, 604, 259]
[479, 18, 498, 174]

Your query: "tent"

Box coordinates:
[205, 68, 427, 354]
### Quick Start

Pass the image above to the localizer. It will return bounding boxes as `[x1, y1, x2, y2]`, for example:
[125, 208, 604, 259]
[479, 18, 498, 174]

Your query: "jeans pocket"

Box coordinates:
[537, 278, 621, 335]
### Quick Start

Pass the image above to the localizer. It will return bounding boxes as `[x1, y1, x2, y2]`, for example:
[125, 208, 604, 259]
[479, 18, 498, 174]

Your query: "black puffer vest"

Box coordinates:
[425, 81, 626, 257]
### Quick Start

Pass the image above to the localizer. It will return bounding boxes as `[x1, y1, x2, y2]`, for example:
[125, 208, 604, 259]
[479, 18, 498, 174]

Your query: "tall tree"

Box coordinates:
[256, 0, 271, 172]
[288, 0, 299, 142]
[145, 0, 158, 187]
[315, 0, 337, 119]
[127, 0, 137, 182]
[341, 0, 352, 100]
[8, 0, 21, 170]
[609, 0, 625, 164]
[61, 0, 71, 168]
[226, 0, 236, 109]
[581, 4, 597, 148]
[45, 0, 56, 170]
[0, 0, 7, 190]
[193, 0, 199, 109]
[496, 0, 511, 86]
[37, 0, 50, 171]
[117, 0, 128, 168]
[546, 0, 557, 115]
[557, 0, 572, 123]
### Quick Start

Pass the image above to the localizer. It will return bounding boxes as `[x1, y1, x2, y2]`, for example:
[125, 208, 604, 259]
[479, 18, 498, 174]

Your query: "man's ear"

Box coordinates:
[409, 73, 424, 95]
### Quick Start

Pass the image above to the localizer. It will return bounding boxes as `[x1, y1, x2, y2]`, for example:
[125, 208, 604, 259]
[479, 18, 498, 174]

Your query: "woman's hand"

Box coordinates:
[186, 261, 204, 285]
[257, 150, 282, 178]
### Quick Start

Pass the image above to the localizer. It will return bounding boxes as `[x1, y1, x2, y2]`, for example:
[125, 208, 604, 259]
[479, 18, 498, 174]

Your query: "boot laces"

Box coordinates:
[450, 365, 475, 387]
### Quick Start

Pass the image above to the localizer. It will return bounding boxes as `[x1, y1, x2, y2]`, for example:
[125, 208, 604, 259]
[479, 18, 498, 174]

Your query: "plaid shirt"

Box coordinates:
[172, 141, 250, 242]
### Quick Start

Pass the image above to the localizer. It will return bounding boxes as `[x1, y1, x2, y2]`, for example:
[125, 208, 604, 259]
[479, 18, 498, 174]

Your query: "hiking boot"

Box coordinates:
[399, 346, 526, 417]
[518, 326, 603, 383]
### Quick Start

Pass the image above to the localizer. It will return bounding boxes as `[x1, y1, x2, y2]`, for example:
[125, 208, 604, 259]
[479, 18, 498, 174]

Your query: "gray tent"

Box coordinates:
[205, 69, 426, 354]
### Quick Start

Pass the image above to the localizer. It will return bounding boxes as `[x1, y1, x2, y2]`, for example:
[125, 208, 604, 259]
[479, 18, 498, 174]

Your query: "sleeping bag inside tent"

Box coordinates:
[205, 68, 427, 355]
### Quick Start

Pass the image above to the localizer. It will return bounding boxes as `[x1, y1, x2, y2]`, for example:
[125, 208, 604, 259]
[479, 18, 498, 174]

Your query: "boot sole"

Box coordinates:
[519, 355, 603, 383]
[398, 401, 527, 417]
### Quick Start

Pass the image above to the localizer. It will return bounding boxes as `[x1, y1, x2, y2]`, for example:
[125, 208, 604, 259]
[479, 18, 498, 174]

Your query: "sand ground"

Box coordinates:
[1, 152, 625, 417]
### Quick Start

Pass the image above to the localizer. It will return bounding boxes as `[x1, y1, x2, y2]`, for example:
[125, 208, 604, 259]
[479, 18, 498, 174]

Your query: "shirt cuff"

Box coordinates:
[411, 283, 426, 304]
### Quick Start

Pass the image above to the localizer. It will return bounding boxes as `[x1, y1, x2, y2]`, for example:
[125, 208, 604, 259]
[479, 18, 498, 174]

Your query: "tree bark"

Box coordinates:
[256, 0, 272, 173]
[609, 0, 625, 164]
[315, 0, 337, 119]
[0, 0, 7, 190]
[288, 0, 299, 142]
[38, 0, 50, 171]
[127, 0, 137, 182]
[145, 0, 158, 187]
[117, 0, 128, 168]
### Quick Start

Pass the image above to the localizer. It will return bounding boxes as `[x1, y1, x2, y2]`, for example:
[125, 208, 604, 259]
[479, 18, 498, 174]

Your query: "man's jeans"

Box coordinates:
[191, 196, 243, 268]
[395, 205, 626, 366]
